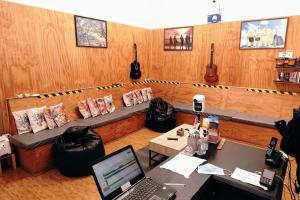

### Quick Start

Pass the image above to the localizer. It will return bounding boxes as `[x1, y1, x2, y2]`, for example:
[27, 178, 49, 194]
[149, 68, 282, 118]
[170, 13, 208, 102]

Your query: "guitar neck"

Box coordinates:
[134, 44, 137, 61]
[210, 43, 214, 67]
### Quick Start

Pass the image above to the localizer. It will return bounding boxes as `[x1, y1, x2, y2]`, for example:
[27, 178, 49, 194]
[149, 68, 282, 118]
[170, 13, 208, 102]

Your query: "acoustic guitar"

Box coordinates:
[204, 43, 218, 83]
[130, 43, 141, 79]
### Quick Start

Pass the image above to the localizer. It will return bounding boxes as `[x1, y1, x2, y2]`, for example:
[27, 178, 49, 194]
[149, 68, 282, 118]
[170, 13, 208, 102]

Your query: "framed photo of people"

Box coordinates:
[164, 26, 193, 51]
[74, 15, 107, 48]
[240, 17, 288, 49]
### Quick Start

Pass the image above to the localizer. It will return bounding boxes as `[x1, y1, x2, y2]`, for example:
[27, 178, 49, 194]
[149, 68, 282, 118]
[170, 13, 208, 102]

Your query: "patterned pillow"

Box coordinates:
[123, 91, 134, 107]
[141, 88, 148, 102]
[43, 108, 57, 130]
[78, 100, 91, 119]
[87, 98, 101, 117]
[26, 106, 48, 133]
[96, 98, 109, 115]
[132, 91, 138, 105]
[50, 103, 69, 127]
[104, 95, 116, 113]
[133, 89, 144, 104]
[147, 87, 153, 100]
[12, 110, 32, 134]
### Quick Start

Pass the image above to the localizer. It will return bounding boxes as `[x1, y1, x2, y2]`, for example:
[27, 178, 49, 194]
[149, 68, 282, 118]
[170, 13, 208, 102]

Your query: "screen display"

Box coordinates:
[92, 148, 143, 197]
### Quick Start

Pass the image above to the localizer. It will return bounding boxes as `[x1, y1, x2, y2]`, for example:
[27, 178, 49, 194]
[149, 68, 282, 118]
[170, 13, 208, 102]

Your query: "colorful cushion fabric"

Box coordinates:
[26, 106, 48, 133]
[132, 91, 138, 105]
[43, 108, 57, 130]
[87, 98, 101, 117]
[12, 110, 32, 134]
[141, 88, 148, 102]
[147, 87, 153, 100]
[133, 89, 144, 104]
[96, 98, 109, 115]
[104, 94, 116, 113]
[78, 100, 91, 119]
[123, 91, 134, 107]
[50, 103, 69, 127]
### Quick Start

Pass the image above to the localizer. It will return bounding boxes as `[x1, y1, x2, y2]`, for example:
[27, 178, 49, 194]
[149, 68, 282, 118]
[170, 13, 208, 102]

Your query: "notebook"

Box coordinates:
[91, 145, 176, 200]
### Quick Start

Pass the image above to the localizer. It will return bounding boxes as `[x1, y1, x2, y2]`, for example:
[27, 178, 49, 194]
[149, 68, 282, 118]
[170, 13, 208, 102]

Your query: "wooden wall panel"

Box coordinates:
[149, 16, 300, 91]
[0, 1, 151, 133]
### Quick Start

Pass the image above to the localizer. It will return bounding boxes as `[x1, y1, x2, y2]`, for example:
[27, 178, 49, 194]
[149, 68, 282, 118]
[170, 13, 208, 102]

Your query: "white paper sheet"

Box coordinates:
[197, 163, 225, 175]
[160, 154, 206, 178]
[231, 168, 268, 190]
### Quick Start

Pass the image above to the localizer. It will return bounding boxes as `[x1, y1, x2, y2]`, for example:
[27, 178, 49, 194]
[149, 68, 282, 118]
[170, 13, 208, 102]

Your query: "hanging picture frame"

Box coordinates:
[240, 17, 288, 49]
[74, 15, 107, 48]
[164, 26, 193, 51]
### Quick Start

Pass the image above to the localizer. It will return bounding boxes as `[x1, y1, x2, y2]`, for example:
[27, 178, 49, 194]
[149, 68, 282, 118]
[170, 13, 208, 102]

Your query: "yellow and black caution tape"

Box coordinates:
[193, 84, 231, 89]
[151, 80, 180, 85]
[247, 88, 297, 96]
[130, 80, 153, 85]
[96, 83, 124, 90]
[38, 90, 82, 98]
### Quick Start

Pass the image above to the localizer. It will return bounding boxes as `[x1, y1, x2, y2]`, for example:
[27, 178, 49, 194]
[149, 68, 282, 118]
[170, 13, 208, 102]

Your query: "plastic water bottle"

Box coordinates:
[197, 130, 209, 156]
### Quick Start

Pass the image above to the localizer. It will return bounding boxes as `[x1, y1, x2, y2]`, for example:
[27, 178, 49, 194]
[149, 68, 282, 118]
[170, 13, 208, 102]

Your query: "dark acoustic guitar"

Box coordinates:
[204, 43, 218, 83]
[130, 43, 141, 79]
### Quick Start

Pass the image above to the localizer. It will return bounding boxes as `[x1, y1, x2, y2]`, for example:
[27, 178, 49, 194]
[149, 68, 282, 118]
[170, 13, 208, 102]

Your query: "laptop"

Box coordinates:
[91, 145, 176, 200]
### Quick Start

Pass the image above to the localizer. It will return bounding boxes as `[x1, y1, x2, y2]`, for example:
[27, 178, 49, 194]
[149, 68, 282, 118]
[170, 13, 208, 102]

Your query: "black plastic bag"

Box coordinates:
[146, 98, 176, 132]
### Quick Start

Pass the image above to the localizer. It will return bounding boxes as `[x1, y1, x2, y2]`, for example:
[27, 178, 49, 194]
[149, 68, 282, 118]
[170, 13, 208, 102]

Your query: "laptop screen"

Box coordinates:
[91, 145, 145, 200]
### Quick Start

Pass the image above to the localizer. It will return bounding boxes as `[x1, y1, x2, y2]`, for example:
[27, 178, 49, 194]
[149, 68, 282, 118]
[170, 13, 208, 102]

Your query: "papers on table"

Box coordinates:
[160, 154, 206, 178]
[231, 168, 268, 190]
[197, 163, 225, 175]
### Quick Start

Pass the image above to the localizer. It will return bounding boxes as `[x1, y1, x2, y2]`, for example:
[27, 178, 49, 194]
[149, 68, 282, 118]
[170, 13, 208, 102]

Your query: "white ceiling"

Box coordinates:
[7, 0, 300, 29]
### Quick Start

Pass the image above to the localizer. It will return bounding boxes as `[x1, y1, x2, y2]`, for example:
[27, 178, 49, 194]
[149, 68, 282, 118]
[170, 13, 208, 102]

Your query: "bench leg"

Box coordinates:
[12, 154, 16, 169]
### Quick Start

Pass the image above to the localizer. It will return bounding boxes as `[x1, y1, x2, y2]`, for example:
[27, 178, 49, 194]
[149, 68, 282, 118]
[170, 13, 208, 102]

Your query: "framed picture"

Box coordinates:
[240, 17, 288, 49]
[164, 26, 193, 51]
[74, 15, 107, 48]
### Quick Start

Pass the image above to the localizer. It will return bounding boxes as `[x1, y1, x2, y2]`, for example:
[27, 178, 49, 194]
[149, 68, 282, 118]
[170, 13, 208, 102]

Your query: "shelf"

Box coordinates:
[274, 80, 300, 85]
[275, 66, 300, 69]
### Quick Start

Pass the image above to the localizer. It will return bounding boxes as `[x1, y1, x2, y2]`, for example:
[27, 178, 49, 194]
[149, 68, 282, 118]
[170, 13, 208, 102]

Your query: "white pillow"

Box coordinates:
[26, 106, 48, 133]
[12, 110, 32, 134]
[104, 95, 116, 113]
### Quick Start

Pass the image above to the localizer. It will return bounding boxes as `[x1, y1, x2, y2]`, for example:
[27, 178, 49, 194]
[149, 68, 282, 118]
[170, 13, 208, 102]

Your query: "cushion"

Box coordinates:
[133, 89, 144, 104]
[50, 103, 69, 127]
[12, 109, 32, 134]
[147, 87, 153, 100]
[87, 98, 100, 117]
[104, 94, 116, 113]
[132, 91, 138, 105]
[96, 97, 109, 115]
[43, 108, 57, 129]
[26, 106, 48, 133]
[78, 100, 91, 119]
[123, 91, 134, 107]
[141, 88, 148, 102]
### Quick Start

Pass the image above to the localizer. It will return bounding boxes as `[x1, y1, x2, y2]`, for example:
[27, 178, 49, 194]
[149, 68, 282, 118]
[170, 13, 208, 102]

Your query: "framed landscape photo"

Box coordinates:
[240, 17, 288, 49]
[74, 15, 107, 48]
[164, 26, 193, 51]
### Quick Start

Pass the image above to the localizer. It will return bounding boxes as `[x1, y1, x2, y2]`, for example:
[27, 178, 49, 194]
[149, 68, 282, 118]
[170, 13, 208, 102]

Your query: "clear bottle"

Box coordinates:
[197, 130, 209, 156]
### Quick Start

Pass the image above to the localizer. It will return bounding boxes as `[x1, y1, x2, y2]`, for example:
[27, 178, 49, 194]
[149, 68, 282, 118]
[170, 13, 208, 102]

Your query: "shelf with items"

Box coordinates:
[274, 80, 300, 85]
[275, 66, 300, 70]
[274, 57, 300, 84]
[275, 57, 298, 67]
[275, 71, 300, 84]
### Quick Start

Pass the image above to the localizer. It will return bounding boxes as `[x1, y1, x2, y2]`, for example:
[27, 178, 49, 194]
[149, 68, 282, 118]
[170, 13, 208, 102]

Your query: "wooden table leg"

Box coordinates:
[0, 161, 2, 175]
[12, 154, 16, 169]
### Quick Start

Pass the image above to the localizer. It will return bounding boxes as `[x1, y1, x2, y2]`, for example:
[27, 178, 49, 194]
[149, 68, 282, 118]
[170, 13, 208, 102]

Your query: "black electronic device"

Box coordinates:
[265, 137, 278, 159]
[259, 169, 275, 189]
[167, 137, 178, 141]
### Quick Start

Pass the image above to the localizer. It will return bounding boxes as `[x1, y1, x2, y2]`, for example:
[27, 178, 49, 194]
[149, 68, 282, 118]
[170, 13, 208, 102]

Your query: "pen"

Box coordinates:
[164, 183, 186, 186]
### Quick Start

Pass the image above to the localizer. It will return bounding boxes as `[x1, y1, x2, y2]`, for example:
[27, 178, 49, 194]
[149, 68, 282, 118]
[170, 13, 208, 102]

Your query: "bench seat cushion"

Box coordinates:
[173, 103, 280, 128]
[9, 102, 150, 149]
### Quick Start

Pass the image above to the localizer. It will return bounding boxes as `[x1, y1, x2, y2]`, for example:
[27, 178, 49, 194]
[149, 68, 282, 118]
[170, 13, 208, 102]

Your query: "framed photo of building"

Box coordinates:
[240, 17, 288, 49]
[74, 15, 107, 48]
[164, 26, 193, 51]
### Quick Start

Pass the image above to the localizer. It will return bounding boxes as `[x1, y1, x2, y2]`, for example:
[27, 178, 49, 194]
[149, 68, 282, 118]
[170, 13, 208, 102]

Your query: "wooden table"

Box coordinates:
[148, 124, 193, 166]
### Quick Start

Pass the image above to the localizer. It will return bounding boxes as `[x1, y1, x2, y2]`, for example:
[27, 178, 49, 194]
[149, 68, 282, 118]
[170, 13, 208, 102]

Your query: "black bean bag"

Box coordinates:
[146, 97, 176, 132]
[52, 126, 105, 177]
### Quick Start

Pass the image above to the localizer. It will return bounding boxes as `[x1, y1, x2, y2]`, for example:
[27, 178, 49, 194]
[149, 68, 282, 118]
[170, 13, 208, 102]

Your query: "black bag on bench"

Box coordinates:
[146, 97, 176, 132]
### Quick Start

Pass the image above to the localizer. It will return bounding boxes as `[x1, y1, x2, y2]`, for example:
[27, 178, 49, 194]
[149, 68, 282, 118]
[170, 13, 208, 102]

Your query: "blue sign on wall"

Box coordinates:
[207, 14, 222, 23]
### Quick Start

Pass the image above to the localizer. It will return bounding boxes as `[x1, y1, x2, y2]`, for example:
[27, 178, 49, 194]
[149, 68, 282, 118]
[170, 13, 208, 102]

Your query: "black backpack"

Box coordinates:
[146, 98, 176, 132]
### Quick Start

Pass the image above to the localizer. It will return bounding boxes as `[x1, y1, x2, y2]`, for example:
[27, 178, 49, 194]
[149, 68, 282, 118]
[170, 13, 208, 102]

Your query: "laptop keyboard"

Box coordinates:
[122, 178, 162, 200]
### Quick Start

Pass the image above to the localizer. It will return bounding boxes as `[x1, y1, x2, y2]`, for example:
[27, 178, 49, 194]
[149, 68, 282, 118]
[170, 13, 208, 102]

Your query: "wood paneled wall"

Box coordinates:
[0, 1, 151, 133]
[149, 16, 300, 92]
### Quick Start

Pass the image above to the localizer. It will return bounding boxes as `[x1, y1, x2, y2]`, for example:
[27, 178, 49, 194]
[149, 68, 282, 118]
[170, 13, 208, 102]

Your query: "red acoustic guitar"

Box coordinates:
[204, 43, 218, 83]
